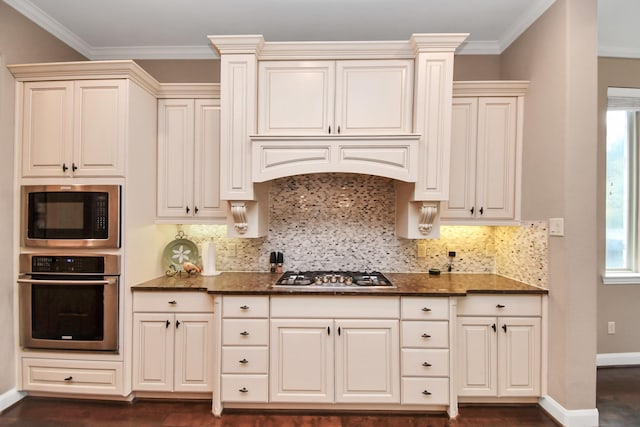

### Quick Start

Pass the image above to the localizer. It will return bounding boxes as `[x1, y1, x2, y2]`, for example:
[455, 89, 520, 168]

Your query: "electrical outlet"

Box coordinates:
[608, 321, 616, 335]
[448, 250, 456, 258]
[417, 242, 427, 258]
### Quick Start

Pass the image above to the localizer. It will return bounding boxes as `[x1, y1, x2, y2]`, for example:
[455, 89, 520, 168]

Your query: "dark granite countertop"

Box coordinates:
[132, 272, 547, 296]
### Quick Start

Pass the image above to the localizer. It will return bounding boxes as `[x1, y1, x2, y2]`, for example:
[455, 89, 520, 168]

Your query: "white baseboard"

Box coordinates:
[597, 352, 640, 366]
[0, 388, 26, 413]
[539, 395, 599, 427]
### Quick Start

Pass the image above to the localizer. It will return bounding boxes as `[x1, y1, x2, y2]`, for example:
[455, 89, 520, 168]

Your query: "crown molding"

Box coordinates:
[7, 60, 160, 95]
[156, 83, 220, 99]
[453, 81, 530, 96]
[497, 0, 557, 53]
[3, 0, 93, 59]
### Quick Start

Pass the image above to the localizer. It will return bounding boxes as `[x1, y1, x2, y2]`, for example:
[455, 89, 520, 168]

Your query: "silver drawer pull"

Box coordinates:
[239, 387, 248, 393]
[421, 307, 432, 312]
[240, 331, 250, 336]
[240, 305, 250, 310]
[239, 358, 249, 364]
[422, 390, 432, 396]
[168, 300, 177, 305]
[421, 333, 431, 338]
[496, 304, 505, 308]
[422, 362, 432, 367]
[64, 376, 73, 381]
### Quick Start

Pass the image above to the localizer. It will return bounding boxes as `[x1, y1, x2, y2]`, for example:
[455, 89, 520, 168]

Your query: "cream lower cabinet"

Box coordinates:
[400, 297, 451, 406]
[456, 295, 541, 398]
[220, 296, 270, 403]
[269, 296, 400, 404]
[270, 318, 400, 404]
[132, 292, 214, 393]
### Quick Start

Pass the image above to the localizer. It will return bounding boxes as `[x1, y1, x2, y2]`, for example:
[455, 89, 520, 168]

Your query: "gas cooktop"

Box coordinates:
[274, 271, 395, 288]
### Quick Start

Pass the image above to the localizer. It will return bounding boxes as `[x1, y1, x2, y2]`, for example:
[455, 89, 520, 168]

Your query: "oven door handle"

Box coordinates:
[18, 278, 115, 285]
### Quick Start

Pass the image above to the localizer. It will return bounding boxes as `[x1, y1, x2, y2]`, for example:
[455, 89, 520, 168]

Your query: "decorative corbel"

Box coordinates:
[418, 203, 438, 235]
[230, 202, 248, 234]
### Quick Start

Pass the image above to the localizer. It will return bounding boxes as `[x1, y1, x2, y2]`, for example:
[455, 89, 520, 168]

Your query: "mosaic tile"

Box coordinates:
[164, 174, 548, 288]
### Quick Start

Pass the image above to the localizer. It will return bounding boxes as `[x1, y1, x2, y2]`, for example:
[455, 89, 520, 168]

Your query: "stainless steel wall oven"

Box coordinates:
[19, 253, 120, 351]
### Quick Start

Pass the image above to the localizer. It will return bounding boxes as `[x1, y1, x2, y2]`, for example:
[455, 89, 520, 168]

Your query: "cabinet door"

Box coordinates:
[73, 80, 126, 177]
[21, 81, 73, 177]
[475, 97, 518, 219]
[441, 97, 478, 219]
[258, 61, 335, 135]
[335, 319, 400, 403]
[270, 319, 334, 403]
[193, 100, 225, 219]
[335, 60, 413, 135]
[157, 99, 195, 218]
[132, 313, 174, 392]
[174, 313, 214, 392]
[456, 316, 497, 397]
[498, 317, 541, 397]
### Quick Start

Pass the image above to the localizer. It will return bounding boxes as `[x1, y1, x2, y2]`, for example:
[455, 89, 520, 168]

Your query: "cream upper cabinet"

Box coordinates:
[258, 60, 413, 135]
[157, 98, 225, 223]
[441, 82, 528, 224]
[21, 80, 126, 178]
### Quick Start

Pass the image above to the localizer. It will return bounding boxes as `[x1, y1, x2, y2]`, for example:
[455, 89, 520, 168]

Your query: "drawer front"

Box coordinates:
[401, 321, 448, 348]
[402, 377, 449, 405]
[402, 297, 449, 320]
[133, 291, 214, 313]
[22, 358, 123, 395]
[401, 349, 449, 377]
[223, 296, 269, 318]
[222, 347, 269, 374]
[223, 319, 269, 346]
[271, 296, 399, 318]
[457, 295, 541, 317]
[221, 374, 269, 402]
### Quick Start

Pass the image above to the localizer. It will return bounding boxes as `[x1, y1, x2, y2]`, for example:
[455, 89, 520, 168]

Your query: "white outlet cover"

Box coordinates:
[549, 218, 565, 236]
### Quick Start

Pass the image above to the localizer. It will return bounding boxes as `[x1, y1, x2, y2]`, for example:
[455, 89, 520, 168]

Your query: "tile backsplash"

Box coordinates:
[166, 174, 548, 288]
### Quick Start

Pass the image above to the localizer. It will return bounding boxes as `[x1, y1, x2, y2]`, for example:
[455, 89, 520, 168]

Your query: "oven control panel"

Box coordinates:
[31, 256, 106, 274]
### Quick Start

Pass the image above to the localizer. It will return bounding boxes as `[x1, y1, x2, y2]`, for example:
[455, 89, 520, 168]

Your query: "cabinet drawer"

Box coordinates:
[401, 377, 449, 405]
[402, 297, 449, 320]
[401, 349, 449, 377]
[22, 358, 123, 395]
[271, 296, 399, 318]
[222, 347, 269, 374]
[223, 296, 269, 318]
[221, 374, 269, 402]
[457, 295, 541, 316]
[133, 291, 214, 313]
[223, 319, 269, 346]
[401, 321, 448, 348]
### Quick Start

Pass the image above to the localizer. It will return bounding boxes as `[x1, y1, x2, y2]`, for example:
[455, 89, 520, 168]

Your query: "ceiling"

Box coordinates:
[2, 0, 635, 60]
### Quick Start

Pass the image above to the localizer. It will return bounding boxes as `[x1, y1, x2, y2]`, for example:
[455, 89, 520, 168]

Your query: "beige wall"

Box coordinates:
[135, 59, 220, 83]
[502, 0, 598, 413]
[453, 55, 501, 80]
[0, 2, 85, 396]
[597, 57, 640, 354]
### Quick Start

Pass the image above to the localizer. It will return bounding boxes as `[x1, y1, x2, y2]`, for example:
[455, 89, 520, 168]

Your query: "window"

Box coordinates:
[604, 88, 640, 283]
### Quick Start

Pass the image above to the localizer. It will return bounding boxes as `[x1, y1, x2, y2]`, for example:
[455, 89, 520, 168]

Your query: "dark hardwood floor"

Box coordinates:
[0, 367, 637, 426]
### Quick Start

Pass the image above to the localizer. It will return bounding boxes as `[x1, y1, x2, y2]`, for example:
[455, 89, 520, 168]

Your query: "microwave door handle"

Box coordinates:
[17, 279, 112, 285]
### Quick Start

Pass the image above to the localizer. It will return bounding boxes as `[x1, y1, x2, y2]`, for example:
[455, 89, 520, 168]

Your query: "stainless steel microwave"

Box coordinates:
[22, 185, 121, 248]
